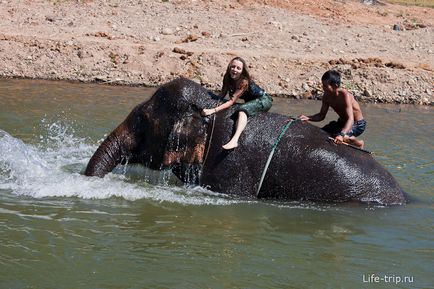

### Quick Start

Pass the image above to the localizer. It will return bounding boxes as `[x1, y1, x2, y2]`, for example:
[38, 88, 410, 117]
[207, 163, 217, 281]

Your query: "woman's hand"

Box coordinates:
[201, 108, 215, 116]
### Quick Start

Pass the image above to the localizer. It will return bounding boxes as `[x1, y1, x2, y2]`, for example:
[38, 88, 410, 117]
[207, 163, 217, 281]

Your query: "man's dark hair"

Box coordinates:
[321, 70, 341, 87]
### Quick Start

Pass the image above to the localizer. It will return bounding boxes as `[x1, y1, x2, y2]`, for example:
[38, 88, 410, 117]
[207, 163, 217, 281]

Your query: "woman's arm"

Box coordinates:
[202, 98, 236, 116]
[202, 79, 247, 116]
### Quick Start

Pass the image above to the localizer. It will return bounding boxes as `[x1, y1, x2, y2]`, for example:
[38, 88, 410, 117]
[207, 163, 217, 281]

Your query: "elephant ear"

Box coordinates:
[162, 114, 208, 167]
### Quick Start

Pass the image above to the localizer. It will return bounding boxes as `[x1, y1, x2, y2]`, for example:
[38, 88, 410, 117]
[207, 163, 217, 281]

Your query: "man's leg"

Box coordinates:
[345, 136, 365, 149]
[344, 120, 367, 149]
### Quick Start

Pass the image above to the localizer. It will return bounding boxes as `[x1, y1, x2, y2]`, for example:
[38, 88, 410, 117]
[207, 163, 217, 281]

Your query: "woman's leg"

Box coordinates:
[222, 111, 248, 150]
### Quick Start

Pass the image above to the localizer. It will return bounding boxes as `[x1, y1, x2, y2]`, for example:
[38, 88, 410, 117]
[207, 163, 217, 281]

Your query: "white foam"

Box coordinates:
[0, 121, 331, 209]
[0, 125, 240, 206]
[0, 207, 55, 220]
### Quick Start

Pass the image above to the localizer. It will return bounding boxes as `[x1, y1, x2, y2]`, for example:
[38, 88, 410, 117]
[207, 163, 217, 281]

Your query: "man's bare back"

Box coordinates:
[324, 88, 364, 123]
[298, 70, 367, 149]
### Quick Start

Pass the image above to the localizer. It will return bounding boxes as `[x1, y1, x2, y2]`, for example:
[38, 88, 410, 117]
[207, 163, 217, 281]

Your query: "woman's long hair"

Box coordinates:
[222, 57, 251, 89]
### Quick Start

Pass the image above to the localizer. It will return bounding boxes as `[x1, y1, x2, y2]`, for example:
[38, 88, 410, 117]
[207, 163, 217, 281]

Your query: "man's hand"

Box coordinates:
[334, 135, 344, 144]
[298, 114, 310, 121]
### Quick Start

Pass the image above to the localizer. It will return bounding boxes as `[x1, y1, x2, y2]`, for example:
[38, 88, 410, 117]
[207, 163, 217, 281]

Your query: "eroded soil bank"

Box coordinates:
[0, 0, 433, 104]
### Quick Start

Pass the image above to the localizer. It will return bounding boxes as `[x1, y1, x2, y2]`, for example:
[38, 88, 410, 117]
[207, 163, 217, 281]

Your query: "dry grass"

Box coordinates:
[386, 0, 434, 8]
[416, 63, 433, 71]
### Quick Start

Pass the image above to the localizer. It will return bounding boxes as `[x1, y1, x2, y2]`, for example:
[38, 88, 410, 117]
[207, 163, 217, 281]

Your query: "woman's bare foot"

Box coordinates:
[222, 141, 238, 150]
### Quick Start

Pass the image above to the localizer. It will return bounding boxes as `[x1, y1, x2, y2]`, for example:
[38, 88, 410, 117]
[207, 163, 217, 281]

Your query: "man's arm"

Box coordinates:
[339, 93, 354, 134]
[299, 101, 329, 122]
[334, 92, 355, 143]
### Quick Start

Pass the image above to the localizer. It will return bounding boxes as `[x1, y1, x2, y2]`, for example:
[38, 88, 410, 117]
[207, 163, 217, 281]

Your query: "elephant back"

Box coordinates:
[201, 110, 406, 205]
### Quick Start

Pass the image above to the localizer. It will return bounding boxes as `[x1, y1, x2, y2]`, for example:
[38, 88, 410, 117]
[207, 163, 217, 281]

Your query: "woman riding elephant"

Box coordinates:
[201, 57, 273, 150]
[84, 77, 407, 206]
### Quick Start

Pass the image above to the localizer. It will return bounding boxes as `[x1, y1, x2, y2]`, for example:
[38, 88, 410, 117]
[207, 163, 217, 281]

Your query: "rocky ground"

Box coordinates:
[0, 0, 433, 105]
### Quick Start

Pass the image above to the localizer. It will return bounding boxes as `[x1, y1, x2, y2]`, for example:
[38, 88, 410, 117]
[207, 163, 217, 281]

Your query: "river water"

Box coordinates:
[0, 79, 432, 289]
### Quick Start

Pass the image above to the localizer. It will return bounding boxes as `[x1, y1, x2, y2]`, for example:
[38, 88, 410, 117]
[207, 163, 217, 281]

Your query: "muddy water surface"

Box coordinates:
[0, 79, 432, 288]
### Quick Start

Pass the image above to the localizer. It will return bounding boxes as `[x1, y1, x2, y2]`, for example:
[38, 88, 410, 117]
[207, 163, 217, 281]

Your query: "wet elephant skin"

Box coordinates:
[85, 77, 407, 205]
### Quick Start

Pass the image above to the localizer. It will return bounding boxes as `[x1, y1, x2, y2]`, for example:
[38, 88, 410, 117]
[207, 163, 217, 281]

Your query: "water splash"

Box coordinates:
[37, 117, 93, 166]
[0, 130, 49, 185]
[0, 124, 239, 205]
[0, 120, 331, 210]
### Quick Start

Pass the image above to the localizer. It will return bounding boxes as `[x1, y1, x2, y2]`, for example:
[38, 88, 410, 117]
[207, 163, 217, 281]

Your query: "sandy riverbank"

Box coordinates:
[0, 0, 433, 104]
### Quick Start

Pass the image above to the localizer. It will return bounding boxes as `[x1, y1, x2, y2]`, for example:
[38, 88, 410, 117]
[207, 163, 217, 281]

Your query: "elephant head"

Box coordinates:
[85, 77, 407, 205]
[85, 78, 219, 182]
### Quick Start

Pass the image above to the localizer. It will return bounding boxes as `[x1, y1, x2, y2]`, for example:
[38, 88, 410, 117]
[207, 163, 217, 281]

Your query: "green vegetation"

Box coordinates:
[386, 0, 434, 8]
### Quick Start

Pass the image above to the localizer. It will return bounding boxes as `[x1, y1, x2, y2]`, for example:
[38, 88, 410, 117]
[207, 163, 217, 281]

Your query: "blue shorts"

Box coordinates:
[322, 119, 366, 137]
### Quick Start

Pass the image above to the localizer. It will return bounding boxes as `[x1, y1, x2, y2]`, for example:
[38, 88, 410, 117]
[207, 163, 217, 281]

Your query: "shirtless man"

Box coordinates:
[299, 70, 366, 148]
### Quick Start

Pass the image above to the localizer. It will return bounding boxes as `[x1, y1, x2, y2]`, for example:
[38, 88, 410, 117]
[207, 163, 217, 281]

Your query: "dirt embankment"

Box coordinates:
[0, 0, 433, 105]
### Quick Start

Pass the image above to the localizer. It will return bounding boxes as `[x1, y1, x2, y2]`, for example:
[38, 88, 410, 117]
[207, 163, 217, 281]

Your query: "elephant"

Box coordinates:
[85, 77, 407, 205]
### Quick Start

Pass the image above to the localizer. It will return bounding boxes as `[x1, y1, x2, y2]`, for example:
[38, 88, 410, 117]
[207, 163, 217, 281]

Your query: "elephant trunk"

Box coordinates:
[85, 126, 132, 177]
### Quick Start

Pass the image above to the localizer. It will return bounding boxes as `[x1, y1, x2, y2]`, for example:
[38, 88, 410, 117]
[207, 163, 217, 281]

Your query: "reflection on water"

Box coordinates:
[0, 79, 433, 288]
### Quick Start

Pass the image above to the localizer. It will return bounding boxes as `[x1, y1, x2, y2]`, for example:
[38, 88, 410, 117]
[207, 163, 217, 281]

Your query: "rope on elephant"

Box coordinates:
[202, 113, 216, 168]
[202, 101, 222, 171]
[256, 117, 300, 197]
